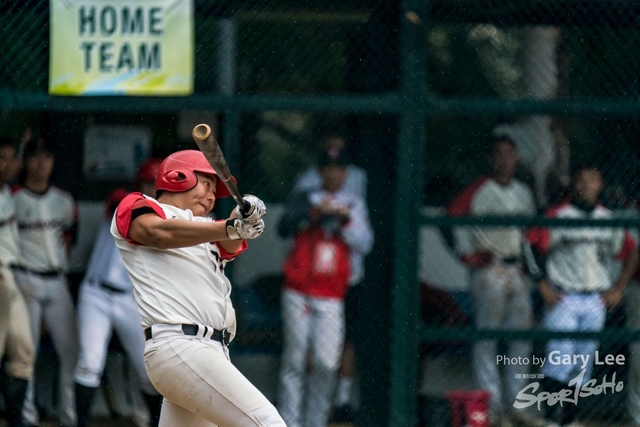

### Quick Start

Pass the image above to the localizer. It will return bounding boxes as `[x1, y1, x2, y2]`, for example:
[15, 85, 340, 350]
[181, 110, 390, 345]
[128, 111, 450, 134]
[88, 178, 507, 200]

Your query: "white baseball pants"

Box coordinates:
[1, 267, 34, 379]
[540, 291, 606, 384]
[470, 262, 532, 415]
[74, 283, 155, 394]
[144, 325, 286, 427]
[278, 289, 345, 427]
[14, 270, 78, 427]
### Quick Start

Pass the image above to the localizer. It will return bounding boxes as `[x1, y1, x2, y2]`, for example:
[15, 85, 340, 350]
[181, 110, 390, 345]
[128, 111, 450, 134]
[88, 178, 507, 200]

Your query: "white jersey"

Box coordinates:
[111, 193, 247, 337]
[527, 202, 636, 292]
[447, 177, 536, 259]
[13, 185, 77, 272]
[82, 219, 132, 292]
[0, 185, 20, 266]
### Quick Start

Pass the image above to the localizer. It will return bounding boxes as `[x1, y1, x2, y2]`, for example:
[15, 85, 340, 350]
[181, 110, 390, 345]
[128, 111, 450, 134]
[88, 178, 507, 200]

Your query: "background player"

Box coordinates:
[278, 147, 374, 427]
[0, 138, 35, 427]
[111, 150, 286, 427]
[12, 137, 79, 427]
[74, 159, 163, 427]
[446, 136, 537, 425]
[525, 163, 638, 426]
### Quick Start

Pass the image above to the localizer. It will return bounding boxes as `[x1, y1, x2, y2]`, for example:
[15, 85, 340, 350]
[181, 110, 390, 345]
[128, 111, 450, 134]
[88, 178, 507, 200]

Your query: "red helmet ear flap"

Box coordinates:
[157, 168, 197, 193]
[165, 171, 186, 182]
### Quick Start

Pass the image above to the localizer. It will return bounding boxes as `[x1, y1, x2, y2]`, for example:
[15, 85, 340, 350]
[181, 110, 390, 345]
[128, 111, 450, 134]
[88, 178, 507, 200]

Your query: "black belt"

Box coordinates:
[12, 265, 62, 277]
[500, 257, 521, 265]
[550, 283, 600, 295]
[144, 324, 230, 346]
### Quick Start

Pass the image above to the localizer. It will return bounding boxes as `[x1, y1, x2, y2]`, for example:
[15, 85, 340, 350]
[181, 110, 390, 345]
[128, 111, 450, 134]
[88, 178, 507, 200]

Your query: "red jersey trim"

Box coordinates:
[115, 193, 166, 245]
[446, 177, 489, 216]
[215, 240, 248, 260]
[525, 202, 570, 254]
[616, 232, 637, 261]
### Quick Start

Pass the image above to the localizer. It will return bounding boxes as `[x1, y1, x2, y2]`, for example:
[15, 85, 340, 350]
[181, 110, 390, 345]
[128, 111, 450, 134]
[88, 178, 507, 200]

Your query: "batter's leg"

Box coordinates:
[145, 338, 286, 427]
[159, 399, 215, 427]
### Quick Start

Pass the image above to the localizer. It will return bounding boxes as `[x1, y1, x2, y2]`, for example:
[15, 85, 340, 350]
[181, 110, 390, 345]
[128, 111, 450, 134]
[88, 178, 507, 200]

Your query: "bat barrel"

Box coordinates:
[193, 124, 211, 141]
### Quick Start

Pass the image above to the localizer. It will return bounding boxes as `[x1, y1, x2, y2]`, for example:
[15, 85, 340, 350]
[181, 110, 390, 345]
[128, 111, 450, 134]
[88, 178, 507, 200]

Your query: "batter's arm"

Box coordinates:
[129, 213, 232, 249]
[217, 208, 244, 254]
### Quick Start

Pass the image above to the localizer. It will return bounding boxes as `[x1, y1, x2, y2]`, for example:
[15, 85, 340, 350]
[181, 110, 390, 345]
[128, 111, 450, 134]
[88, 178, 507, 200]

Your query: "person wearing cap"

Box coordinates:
[12, 137, 79, 427]
[0, 138, 35, 427]
[74, 159, 164, 427]
[292, 129, 369, 422]
[277, 146, 374, 427]
[111, 150, 285, 426]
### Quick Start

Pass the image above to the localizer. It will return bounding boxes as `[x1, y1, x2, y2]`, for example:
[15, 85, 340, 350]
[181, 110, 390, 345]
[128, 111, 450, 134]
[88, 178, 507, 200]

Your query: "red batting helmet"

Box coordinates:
[135, 158, 162, 184]
[155, 150, 232, 197]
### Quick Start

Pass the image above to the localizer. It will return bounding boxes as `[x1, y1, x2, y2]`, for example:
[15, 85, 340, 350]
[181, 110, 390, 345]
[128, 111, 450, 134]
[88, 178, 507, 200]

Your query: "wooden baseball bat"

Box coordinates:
[192, 124, 250, 214]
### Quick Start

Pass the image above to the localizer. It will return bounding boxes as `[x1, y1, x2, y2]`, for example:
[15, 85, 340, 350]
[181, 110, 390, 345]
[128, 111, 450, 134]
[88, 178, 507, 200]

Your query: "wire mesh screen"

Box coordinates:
[421, 114, 640, 426]
[3, 1, 640, 427]
[428, 1, 640, 100]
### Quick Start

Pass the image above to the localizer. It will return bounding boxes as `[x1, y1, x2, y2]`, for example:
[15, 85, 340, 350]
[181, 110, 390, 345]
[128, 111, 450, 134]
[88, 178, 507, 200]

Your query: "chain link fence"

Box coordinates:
[2, 1, 640, 426]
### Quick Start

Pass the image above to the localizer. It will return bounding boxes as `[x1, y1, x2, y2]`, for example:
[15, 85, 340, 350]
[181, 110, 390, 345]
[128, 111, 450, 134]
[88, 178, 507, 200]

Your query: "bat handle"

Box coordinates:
[241, 199, 251, 215]
[233, 196, 251, 216]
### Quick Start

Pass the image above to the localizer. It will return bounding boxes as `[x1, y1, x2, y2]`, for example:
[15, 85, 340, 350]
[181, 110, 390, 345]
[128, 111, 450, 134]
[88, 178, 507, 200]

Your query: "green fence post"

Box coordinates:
[389, 0, 427, 426]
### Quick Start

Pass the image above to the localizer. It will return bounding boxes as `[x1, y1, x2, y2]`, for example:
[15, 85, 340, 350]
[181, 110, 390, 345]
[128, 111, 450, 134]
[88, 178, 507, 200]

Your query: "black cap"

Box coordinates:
[318, 147, 349, 168]
[22, 137, 54, 160]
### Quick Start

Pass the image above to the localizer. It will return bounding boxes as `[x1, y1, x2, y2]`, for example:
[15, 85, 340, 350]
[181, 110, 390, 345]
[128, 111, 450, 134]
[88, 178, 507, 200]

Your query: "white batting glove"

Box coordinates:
[225, 218, 265, 240]
[235, 195, 266, 224]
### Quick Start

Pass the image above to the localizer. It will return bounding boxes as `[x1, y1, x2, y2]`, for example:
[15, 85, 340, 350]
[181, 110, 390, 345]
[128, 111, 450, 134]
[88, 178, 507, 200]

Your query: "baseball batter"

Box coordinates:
[111, 150, 286, 427]
[74, 159, 163, 427]
[12, 137, 79, 427]
[0, 138, 35, 427]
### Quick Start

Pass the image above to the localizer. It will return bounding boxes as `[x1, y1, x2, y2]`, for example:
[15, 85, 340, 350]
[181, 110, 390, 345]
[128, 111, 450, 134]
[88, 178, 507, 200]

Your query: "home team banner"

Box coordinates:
[49, 0, 193, 96]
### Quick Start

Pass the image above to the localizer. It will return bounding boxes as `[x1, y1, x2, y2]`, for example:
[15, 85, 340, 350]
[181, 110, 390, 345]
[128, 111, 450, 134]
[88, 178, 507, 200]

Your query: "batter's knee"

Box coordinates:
[252, 404, 287, 427]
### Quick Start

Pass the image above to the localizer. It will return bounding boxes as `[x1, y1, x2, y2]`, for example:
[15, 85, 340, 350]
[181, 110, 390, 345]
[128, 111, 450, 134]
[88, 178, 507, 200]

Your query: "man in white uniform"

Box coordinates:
[12, 137, 79, 427]
[0, 138, 35, 427]
[111, 149, 286, 427]
[525, 164, 638, 426]
[446, 137, 537, 425]
[74, 159, 163, 427]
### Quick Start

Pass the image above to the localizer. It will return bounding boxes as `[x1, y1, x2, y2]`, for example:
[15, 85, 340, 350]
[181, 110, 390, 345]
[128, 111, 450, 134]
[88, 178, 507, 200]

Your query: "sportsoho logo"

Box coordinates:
[495, 351, 625, 410]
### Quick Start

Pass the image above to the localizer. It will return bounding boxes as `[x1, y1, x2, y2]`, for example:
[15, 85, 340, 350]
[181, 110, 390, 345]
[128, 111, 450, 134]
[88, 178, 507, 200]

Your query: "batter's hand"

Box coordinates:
[235, 195, 266, 224]
[225, 218, 265, 240]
